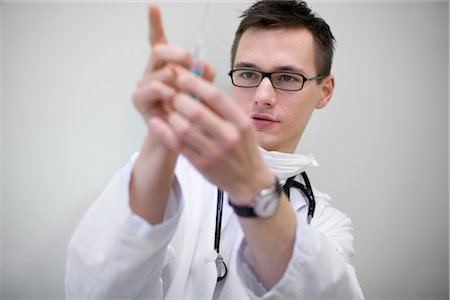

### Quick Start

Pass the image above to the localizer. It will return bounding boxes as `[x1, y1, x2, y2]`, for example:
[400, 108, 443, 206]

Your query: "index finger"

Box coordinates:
[149, 4, 167, 47]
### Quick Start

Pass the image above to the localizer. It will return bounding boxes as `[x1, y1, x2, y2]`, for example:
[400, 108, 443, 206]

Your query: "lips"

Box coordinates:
[251, 113, 278, 129]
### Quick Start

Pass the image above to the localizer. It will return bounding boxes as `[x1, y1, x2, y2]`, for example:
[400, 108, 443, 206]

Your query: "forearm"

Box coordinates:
[66, 156, 184, 299]
[130, 131, 178, 224]
[237, 205, 364, 300]
[238, 195, 297, 289]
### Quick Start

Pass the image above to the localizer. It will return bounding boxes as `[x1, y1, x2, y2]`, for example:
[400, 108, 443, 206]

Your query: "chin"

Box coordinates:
[256, 136, 277, 152]
[257, 135, 297, 153]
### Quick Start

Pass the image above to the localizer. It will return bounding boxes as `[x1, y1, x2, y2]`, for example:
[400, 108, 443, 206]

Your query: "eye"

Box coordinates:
[278, 73, 299, 82]
[239, 70, 258, 79]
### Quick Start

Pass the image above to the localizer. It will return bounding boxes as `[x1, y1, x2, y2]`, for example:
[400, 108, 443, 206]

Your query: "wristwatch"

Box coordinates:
[229, 177, 282, 218]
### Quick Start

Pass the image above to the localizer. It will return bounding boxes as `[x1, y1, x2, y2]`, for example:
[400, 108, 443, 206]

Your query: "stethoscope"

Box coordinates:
[213, 171, 316, 282]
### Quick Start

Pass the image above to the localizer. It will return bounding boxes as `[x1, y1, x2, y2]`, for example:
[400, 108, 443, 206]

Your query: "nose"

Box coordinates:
[253, 77, 276, 107]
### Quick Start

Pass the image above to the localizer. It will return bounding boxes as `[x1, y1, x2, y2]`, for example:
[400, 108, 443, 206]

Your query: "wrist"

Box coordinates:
[143, 131, 178, 160]
[229, 176, 282, 218]
[228, 169, 275, 206]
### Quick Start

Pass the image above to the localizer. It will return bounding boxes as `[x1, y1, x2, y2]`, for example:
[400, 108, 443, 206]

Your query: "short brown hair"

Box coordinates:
[230, 0, 335, 76]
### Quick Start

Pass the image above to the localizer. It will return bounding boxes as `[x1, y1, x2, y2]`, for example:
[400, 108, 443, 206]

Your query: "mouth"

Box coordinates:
[251, 113, 279, 129]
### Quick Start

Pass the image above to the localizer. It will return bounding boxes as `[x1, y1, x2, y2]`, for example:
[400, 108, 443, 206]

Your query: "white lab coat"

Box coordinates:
[66, 154, 364, 299]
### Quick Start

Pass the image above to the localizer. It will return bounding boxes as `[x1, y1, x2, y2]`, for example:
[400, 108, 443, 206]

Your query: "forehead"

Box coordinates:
[234, 27, 316, 74]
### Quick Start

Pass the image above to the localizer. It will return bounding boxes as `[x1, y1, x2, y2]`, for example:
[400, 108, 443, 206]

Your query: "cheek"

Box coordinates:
[232, 88, 253, 110]
[282, 99, 312, 129]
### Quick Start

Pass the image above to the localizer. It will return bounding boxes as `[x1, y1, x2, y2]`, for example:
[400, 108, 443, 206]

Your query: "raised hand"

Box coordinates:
[133, 5, 214, 130]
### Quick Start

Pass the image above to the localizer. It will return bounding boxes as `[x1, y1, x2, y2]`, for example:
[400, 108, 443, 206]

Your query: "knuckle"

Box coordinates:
[189, 107, 204, 122]
[177, 122, 192, 137]
[152, 43, 165, 55]
[132, 86, 145, 108]
[182, 50, 192, 66]
[149, 44, 166, 68]
[132, 82, 151, 105]
[132, 81, 166, 113]
[151, 45, 191, 69]
[223, 125, 240, 149]
[161, 67, 175, 83]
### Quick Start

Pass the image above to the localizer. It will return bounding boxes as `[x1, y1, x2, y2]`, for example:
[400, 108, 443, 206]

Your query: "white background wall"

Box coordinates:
[1, 1, 448, 299]
[0, 2, 3, 298]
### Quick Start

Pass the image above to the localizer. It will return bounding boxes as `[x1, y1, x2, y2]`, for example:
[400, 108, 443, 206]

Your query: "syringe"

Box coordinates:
[191, 36, 206, 77]
[190, 1, 211, 77]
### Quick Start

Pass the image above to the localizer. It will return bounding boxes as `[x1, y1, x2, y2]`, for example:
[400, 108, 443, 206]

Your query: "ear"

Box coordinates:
[316, 74, 335, 109]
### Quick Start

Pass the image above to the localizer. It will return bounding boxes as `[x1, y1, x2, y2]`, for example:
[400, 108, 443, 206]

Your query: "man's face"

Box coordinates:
[231, 27, 333, 153]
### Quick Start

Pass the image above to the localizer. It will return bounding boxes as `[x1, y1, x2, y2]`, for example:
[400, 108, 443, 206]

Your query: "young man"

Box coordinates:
[66, 1, 364, 299]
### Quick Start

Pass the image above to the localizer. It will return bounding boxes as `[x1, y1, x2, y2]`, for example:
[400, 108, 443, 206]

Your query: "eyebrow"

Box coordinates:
[233, 62, 306, 74]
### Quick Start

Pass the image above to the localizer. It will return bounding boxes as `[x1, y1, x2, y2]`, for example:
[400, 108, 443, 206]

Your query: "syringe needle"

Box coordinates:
[190, 1, 210, 77]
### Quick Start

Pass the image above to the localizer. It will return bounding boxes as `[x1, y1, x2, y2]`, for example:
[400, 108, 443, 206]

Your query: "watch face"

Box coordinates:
[254, 194, 279, 218]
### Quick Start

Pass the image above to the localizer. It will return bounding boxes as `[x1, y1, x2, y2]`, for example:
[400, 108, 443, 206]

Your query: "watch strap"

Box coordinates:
[228, 201, 257, 217]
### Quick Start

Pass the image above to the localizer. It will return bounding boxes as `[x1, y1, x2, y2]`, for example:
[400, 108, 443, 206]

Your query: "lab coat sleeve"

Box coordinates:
[235, 199, 364, 300]
[65, 154, 184, 300]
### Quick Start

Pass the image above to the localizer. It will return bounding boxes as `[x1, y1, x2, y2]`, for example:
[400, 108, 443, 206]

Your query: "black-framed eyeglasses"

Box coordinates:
[228, 68, 327, 91]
